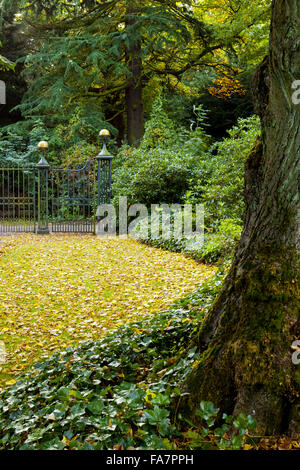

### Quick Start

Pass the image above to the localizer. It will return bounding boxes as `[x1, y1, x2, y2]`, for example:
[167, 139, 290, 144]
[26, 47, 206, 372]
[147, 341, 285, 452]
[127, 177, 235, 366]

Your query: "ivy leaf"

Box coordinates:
[87, 399, 105, 415]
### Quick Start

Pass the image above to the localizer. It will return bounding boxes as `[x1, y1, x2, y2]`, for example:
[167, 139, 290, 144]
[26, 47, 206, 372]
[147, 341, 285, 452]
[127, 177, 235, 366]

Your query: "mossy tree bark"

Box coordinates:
[125, 0, 144, 146]
[178, 0, 300, 436]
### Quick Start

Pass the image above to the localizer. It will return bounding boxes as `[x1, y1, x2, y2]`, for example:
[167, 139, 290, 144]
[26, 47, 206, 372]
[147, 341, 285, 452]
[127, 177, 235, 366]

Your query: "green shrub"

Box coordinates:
[112, 97, 210, 206]
[135, 215, 242, 266]
[0, 107, 113, 168]
[0, 120, 49, 167]
[199, 219, 242, 264]
[137, 116, 260, 264]
[186, 115, 261, 226]
[184, 402, 257, 450]
[57, 142, 98, 168]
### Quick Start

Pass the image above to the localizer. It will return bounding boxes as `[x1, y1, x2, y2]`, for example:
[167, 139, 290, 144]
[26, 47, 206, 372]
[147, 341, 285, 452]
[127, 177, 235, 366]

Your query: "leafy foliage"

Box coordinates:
[1, 0, 270, 140]
[183, 402, 257, 450]
[0, 272, 224, 450]
[138, 217, 242, 266]
[186, 115, 261, 226]
[14, 1, 213, 130]
[0, 120, 49, 167]
[112, 97, 210, 206]
[0, 50, 13, 71]
[136, 115, 260, 265]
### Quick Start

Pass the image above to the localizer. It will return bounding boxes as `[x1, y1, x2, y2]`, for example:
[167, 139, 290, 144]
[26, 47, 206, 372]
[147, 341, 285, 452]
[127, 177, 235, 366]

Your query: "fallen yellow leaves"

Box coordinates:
[243, 436, 300, 451]
[0, 234, 216, 390]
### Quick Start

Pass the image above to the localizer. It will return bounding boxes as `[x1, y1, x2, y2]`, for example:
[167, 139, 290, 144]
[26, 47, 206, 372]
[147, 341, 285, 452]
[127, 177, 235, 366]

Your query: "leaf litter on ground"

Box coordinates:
[0, 234, 216, 390]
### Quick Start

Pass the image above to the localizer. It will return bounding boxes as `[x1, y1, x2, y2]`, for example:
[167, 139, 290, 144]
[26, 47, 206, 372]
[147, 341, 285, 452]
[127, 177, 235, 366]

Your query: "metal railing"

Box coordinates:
[0, 135, 114, 234]
[0, 167, 37, 233]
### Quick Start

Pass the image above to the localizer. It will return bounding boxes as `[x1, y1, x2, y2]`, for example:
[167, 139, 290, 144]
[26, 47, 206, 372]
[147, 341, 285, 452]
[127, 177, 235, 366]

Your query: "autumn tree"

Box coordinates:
[177, 0, 300, 436]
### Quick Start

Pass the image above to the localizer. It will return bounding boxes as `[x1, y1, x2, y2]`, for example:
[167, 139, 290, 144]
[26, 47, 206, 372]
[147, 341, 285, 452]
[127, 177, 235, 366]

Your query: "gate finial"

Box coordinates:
[37, 140, 49, 151]
[36, 156, 50, 169]
[98, 129, 113, 158]
[37, 141, 50, 169]
[96, 129, 114, 211]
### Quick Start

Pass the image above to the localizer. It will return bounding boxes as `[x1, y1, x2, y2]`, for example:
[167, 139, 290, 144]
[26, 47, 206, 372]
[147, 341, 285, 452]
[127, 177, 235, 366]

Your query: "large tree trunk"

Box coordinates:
[178, 0, 300, 437]
[125, 0, 144, 146]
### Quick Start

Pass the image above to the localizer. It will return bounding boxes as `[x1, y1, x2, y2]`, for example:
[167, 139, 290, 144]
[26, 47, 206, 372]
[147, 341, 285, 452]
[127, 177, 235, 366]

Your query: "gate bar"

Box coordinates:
[36, 141, 50, 234]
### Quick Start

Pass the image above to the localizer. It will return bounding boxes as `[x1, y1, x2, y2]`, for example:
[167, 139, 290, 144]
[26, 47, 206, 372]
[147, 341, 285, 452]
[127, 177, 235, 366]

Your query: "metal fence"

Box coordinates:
[0, 167, 37, 233]
[0, 151, 113, 234]
[49, 162, 96, 233]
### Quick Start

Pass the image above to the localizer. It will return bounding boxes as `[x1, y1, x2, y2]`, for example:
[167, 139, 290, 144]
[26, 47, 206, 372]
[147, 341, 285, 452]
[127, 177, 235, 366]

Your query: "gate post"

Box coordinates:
[36, 141, 50, 234]
[96, 130, 114, 211]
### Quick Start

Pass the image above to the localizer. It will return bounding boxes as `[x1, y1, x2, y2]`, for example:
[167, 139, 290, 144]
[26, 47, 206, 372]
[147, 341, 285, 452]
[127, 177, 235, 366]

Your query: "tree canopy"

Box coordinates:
[1, 0, 271, 143]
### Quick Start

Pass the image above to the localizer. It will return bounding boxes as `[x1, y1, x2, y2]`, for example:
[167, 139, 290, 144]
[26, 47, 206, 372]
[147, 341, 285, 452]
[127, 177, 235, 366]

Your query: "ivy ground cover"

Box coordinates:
[0, 234, 215, 390]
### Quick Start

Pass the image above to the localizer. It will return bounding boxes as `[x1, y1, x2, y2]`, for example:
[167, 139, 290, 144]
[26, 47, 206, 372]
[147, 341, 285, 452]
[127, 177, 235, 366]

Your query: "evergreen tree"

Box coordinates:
[0, 0, 35, 125]
[6, 0, 270, 144]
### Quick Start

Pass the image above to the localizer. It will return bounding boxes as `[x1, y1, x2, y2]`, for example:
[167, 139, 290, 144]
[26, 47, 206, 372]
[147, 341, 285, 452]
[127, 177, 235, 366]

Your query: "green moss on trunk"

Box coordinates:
[178, 245, 300, 435]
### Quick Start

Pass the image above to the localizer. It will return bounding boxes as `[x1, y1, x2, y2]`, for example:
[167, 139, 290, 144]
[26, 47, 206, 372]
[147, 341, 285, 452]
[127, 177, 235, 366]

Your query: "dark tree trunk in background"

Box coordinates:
[0, 0, 28, 125]
[109, 109, 125, 146]
[125, 0, 144, 146]
[178, 0, 300, 436]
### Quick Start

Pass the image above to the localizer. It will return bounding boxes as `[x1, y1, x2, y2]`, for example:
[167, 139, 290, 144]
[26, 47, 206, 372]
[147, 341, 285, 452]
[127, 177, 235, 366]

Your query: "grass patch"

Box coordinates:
[0, 234, 216, 389]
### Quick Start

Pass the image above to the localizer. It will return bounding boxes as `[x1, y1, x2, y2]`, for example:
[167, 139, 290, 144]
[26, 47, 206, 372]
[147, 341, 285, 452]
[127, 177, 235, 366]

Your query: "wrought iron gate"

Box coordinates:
[0, 151, 113, 234]
[48, 161, 97, 234]
[0, 167, 37, 233]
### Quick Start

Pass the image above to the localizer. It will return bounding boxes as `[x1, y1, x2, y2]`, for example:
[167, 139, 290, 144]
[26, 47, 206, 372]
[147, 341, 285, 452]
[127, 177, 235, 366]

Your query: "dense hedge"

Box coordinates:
[112, 97, 210, 206]
[132, 115, 260, 265]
